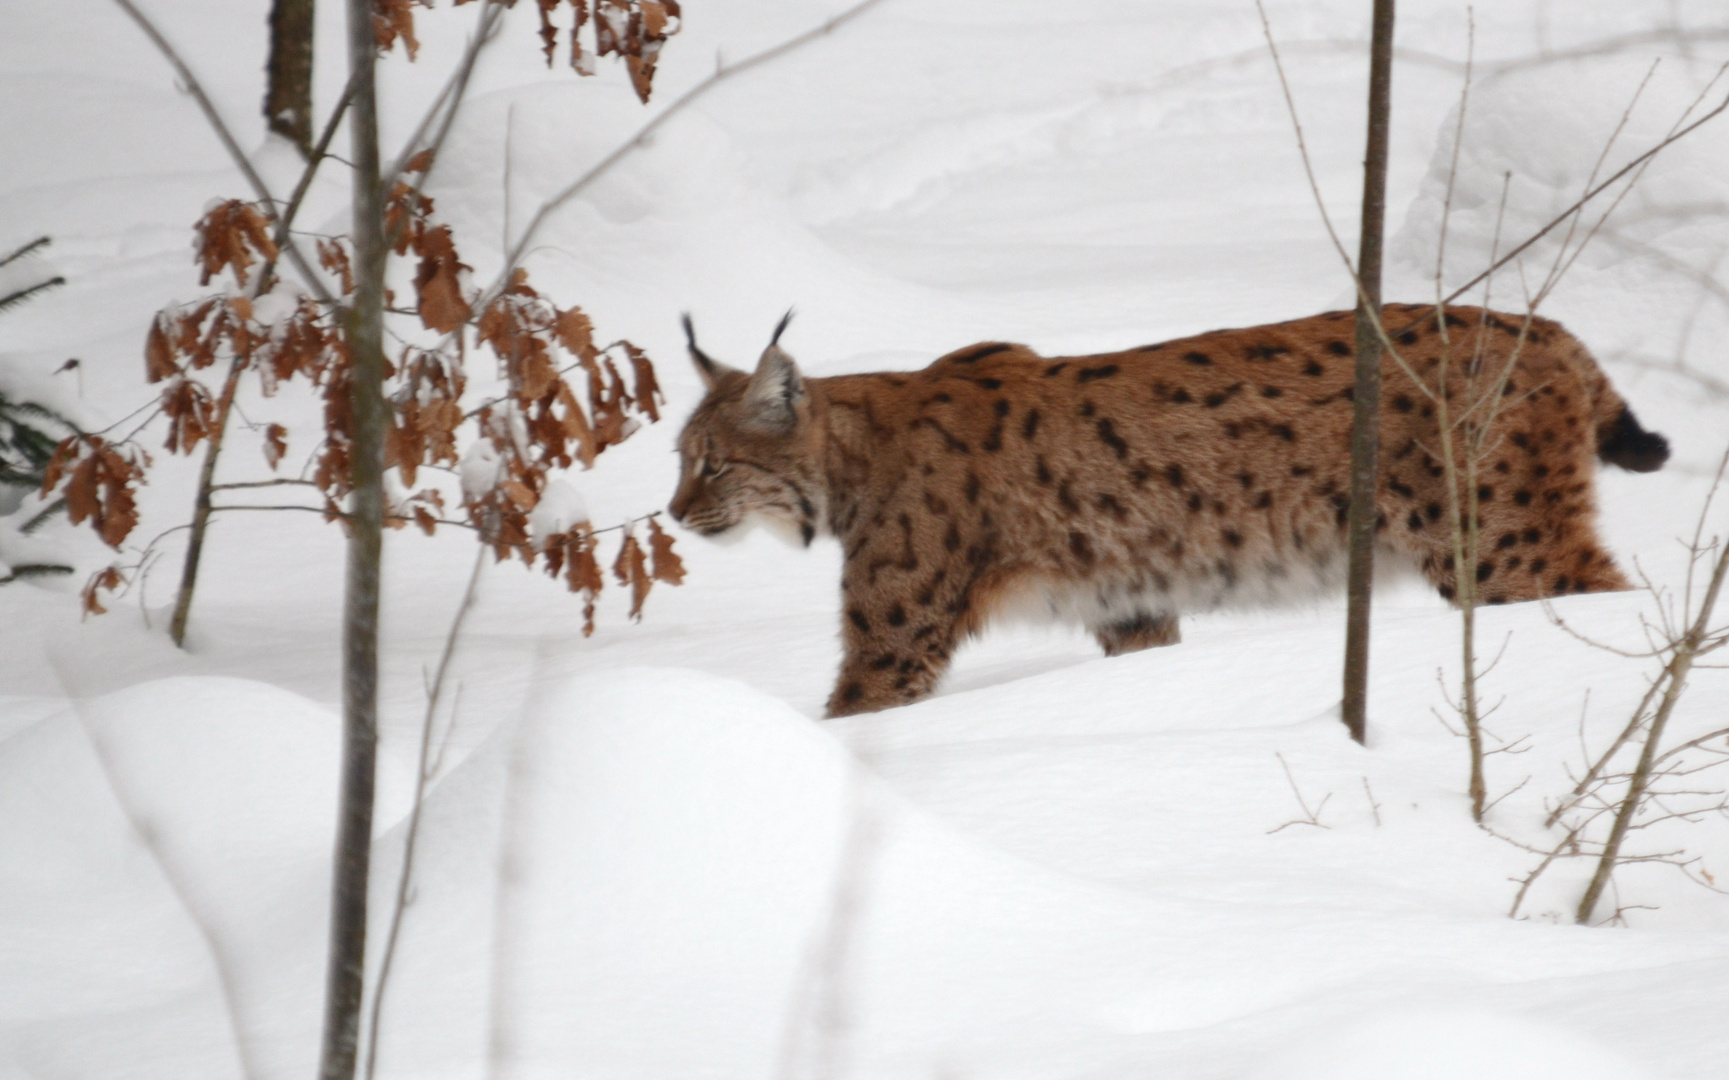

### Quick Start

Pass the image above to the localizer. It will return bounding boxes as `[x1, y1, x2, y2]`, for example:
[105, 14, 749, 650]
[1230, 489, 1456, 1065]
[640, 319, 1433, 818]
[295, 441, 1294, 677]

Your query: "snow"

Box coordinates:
[3, 1, 1729, 1078]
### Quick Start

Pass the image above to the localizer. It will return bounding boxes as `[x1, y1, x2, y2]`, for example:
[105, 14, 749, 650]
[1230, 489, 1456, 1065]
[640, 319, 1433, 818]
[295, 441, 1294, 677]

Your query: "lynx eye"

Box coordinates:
[699, 457, 728, 478]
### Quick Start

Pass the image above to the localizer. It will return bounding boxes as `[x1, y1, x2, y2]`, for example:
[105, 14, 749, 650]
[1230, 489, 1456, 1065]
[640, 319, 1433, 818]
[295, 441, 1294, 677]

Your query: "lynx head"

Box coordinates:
[667, 312, 827, 547]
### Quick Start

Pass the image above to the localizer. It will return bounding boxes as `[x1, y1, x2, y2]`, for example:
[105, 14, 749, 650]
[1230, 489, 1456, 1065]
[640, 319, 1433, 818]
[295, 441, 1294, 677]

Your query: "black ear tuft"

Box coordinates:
[770, 307, 795, 347]
[683, 311, 725, 388]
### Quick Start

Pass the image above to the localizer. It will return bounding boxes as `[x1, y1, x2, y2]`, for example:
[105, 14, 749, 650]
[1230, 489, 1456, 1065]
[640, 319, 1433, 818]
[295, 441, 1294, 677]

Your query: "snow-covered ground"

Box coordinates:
[3, 2, 1729, 1077]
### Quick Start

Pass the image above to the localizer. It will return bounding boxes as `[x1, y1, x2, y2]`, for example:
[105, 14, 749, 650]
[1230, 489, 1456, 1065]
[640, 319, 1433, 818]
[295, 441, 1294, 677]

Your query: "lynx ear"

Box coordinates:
[742, 343, 805, 433]
[682, 312, 737, 392]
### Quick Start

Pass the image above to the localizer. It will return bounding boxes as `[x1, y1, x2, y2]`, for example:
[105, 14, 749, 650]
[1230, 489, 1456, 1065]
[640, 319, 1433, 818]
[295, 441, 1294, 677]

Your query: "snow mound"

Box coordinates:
[0, 677, 341, 1080]
[1254, 1006, 1656, 1080]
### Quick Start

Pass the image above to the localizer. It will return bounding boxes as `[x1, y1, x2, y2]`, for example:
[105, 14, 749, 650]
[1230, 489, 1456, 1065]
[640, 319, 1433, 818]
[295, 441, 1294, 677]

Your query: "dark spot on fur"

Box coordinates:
[1247, 344, 1290, 361]
[1223, 421, 1241, 438]
[1254, 492, 1273, 509]
[1165, 464, 1185, 488]
[1407, 510, 1424, 531]
[801, 523, 815, 546]
[1170, 387, 1193, 404]
[912, 624, 936, 640]
[1097, 419, 1129, 458]
[871, 654, 897, 670]
[1476, 485, 1493, 503]
[965, 472, 981, 503]
[1130, 464, 1151, 487]
[1261, 385, 1284, 398]
[841, 683, 863, 703]
[1554, 575, 1571, 592]
[1392, 395, 1414, 413]
[1044, 362, 1068, 377]
[1097, 493, 1127, 518]
[1389, 479, 1414, 498]
[1497, 533, 1517, 550]
[847, 609, 870, 632]
[1058, 481, 1081, 514]
[1292, 465, 1313, 477]
[948, 342, 1012, 364]
[1439, 585, 1456, 601]
[1303, 360, 1324, 376]
[1523, 528, 1541, 544]
[1069, 531, 1094, 564]
[1022, 409, 1041, 439]
[1398, 330, 1419, 346]
[1036, 457, 1052, 485]
[1077, 364, 1119, 382]
[974, 377, 1003, 390]
[1327, 341, 1351, 356]
[1477, 561, 1494, 582]
[1138, 342, 1168, 352]
[1271, 423, 1295, 442]
[1223, 529, 1243, 548]
[1531, 558, 1547, 573]
[943, 524, 961, 552]
[1184, 351, 1212, 366]
[1426, 503, 1442, 521]
[993, 399, 1011, 417]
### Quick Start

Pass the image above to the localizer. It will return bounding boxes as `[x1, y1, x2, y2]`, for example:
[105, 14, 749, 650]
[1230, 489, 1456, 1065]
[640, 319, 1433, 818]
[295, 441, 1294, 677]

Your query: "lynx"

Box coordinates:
[668, 306, 1668, 717]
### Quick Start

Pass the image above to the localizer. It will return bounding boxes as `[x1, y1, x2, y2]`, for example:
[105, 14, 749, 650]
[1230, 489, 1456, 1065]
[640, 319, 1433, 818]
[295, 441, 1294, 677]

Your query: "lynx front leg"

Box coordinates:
[1093, 612, 1181, 657]
[825, 601, 963, 718]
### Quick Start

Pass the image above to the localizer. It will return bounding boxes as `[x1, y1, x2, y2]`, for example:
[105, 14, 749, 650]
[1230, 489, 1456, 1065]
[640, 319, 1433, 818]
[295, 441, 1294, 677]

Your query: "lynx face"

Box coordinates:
[670, 307, 1667, 717]
[667, 320, 827, 546]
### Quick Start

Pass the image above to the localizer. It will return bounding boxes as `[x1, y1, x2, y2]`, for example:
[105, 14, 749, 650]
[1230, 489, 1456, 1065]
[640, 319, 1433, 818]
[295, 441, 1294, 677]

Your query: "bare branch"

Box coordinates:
[494, 0, 889, 301]
[110, 0, 335, 306]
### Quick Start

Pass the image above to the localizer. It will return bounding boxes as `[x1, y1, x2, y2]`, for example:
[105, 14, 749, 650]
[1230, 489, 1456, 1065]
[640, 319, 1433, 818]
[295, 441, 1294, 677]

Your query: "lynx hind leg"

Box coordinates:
[1094, 612, 1181, 657]
[1405, 508, 1630, 606]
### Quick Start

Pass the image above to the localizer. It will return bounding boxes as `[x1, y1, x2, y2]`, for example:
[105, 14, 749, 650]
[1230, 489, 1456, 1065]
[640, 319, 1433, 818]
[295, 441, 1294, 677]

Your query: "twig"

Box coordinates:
[1436, 66, 1729, 311]
[363, 545, 487, 1080]
[384, 0, 509, 186]
[1267, 753, 1332, 833]
[492, 0, 888, 304]
[109, 0, 335, 306]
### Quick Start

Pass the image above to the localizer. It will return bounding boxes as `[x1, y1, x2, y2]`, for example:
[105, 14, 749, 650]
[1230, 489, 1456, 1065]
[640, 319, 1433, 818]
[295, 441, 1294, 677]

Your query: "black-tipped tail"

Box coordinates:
[1598, 406, 1670, 473]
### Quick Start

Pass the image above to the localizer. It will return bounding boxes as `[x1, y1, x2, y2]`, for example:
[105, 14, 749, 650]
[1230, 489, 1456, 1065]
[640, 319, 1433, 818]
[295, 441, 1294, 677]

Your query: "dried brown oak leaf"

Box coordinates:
[619, 341, 661, 422]
[646, 516, 685, 585]
[263, 423, 289, 470]
[47, 437, 146, 550]
[162, 378, 217, 455]
[81, 566, 128, 617]
[612, 528, 651, 619]
[412, 224, 473, 334]
[145, 313, 178, 383]
[195, 200, 277, 288]
[374, 0, 425, 59]
[317, 238, 355, 297]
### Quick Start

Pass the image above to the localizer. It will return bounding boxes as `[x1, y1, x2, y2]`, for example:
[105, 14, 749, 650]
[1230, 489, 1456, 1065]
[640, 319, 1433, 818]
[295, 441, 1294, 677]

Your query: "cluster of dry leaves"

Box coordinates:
[47, 180, 681, 627]
[378, 0, 681, 102]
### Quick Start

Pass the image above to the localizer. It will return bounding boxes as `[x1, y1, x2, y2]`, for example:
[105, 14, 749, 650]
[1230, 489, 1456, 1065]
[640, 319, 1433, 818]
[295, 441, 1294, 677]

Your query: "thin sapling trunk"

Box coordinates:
[1341, 0, 1396, 745]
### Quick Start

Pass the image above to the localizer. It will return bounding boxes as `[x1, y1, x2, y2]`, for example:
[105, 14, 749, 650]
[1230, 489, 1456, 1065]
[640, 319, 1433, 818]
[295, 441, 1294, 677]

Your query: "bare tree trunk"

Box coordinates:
[1340, 0, 1396, 745]
[318, 1, 385, 1077]
[266, 0, 316, 158]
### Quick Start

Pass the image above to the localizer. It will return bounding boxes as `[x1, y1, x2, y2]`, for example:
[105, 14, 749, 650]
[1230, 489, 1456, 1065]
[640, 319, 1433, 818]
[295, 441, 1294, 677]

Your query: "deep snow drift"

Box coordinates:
[2, 2, 1729, 1078]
